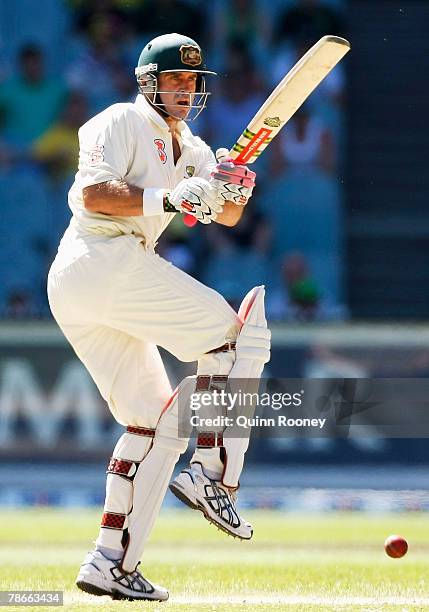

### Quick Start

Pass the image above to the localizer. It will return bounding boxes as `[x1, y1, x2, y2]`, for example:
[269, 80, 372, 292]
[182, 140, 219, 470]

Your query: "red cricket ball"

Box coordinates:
[384, 534, 408, 558]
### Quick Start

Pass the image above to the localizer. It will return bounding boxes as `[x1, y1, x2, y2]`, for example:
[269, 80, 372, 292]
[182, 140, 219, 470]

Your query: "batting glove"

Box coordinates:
[168, 176, 224, 224]
[209, 147, 257, 206]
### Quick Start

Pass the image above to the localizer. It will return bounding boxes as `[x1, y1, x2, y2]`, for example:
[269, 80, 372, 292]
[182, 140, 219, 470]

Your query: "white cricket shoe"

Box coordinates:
[169, 462, 253, 540]
[76, 550, 168, 602]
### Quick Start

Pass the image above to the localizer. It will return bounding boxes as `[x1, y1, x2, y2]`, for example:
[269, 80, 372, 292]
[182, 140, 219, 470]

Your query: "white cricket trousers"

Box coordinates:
[47, 227, 240, 429]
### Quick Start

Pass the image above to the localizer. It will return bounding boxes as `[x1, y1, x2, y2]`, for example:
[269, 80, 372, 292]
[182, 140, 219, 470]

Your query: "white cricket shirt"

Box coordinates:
[68, 94, 216, 247]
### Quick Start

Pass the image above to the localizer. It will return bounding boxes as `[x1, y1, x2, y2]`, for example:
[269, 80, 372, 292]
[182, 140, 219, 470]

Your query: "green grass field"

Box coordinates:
[0, 508, 428, 611]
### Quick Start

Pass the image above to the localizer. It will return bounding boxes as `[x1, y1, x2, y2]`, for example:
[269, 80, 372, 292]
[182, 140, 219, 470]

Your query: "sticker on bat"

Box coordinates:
[263, 117, 282, 128]
[234, 128, 272, 164]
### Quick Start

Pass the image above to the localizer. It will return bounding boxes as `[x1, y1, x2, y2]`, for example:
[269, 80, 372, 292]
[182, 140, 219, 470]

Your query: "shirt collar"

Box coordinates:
[134, 94, 186, 134]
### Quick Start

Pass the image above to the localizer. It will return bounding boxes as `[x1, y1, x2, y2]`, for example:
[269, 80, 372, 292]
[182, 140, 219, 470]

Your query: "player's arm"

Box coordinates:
[214, 201, 246, 227]
[83, 176, 225, 225]
[82, 127, 251, 224]
[83, 179, 225, 222]
[83, 180, 144, 216]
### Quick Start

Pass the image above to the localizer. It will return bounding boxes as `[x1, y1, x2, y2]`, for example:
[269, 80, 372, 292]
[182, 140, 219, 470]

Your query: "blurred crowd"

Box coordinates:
[0, 0, 347, 321]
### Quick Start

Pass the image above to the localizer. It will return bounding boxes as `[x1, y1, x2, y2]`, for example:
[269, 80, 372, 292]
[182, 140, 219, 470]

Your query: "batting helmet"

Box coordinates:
[135, 33, 216, 121]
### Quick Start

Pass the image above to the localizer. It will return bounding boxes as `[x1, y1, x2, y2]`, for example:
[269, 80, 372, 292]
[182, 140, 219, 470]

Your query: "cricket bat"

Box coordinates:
[229, 35, 350, 165]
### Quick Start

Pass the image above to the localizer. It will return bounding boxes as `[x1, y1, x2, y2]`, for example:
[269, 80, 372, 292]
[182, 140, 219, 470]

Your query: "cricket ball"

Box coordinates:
[384, 534, 408, 558]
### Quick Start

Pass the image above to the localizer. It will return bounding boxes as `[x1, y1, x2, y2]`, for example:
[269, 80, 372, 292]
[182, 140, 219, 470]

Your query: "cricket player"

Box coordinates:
[47, 33, 270, 602]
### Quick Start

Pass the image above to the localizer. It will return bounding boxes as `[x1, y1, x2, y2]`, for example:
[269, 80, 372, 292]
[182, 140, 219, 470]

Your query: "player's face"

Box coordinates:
[158, 72, 198, 120]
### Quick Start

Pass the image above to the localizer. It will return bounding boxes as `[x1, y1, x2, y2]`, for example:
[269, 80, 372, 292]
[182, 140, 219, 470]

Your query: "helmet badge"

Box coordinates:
[180, 44, 202, 67]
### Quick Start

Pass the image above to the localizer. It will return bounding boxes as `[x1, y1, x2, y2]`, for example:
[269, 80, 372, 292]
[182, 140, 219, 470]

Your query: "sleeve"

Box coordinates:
[77, 106, 134, 189]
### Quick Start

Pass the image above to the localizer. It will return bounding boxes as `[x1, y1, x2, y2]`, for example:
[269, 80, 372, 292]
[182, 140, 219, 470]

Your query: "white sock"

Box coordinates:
[191, 448, 223, 479]
[95, 544, 122, 561]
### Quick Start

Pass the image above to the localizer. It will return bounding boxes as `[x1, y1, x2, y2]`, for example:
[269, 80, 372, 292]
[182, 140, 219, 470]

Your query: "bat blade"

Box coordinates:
[229, 35, 350, 165]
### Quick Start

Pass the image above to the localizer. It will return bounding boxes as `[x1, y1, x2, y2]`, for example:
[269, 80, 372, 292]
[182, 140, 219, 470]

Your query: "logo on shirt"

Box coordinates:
[87, 144, 105, 166]
[154, 139, 167, 164]
[185, 165, 195, 177]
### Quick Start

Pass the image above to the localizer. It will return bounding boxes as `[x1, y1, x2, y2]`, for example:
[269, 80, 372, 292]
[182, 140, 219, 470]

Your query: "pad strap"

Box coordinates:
[197, 432, 224, 448]
[107, 457, 140, 481]
[195, 374, 228, 392]
[101, 511, 126, 530]
[126, 426, 155, 437]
